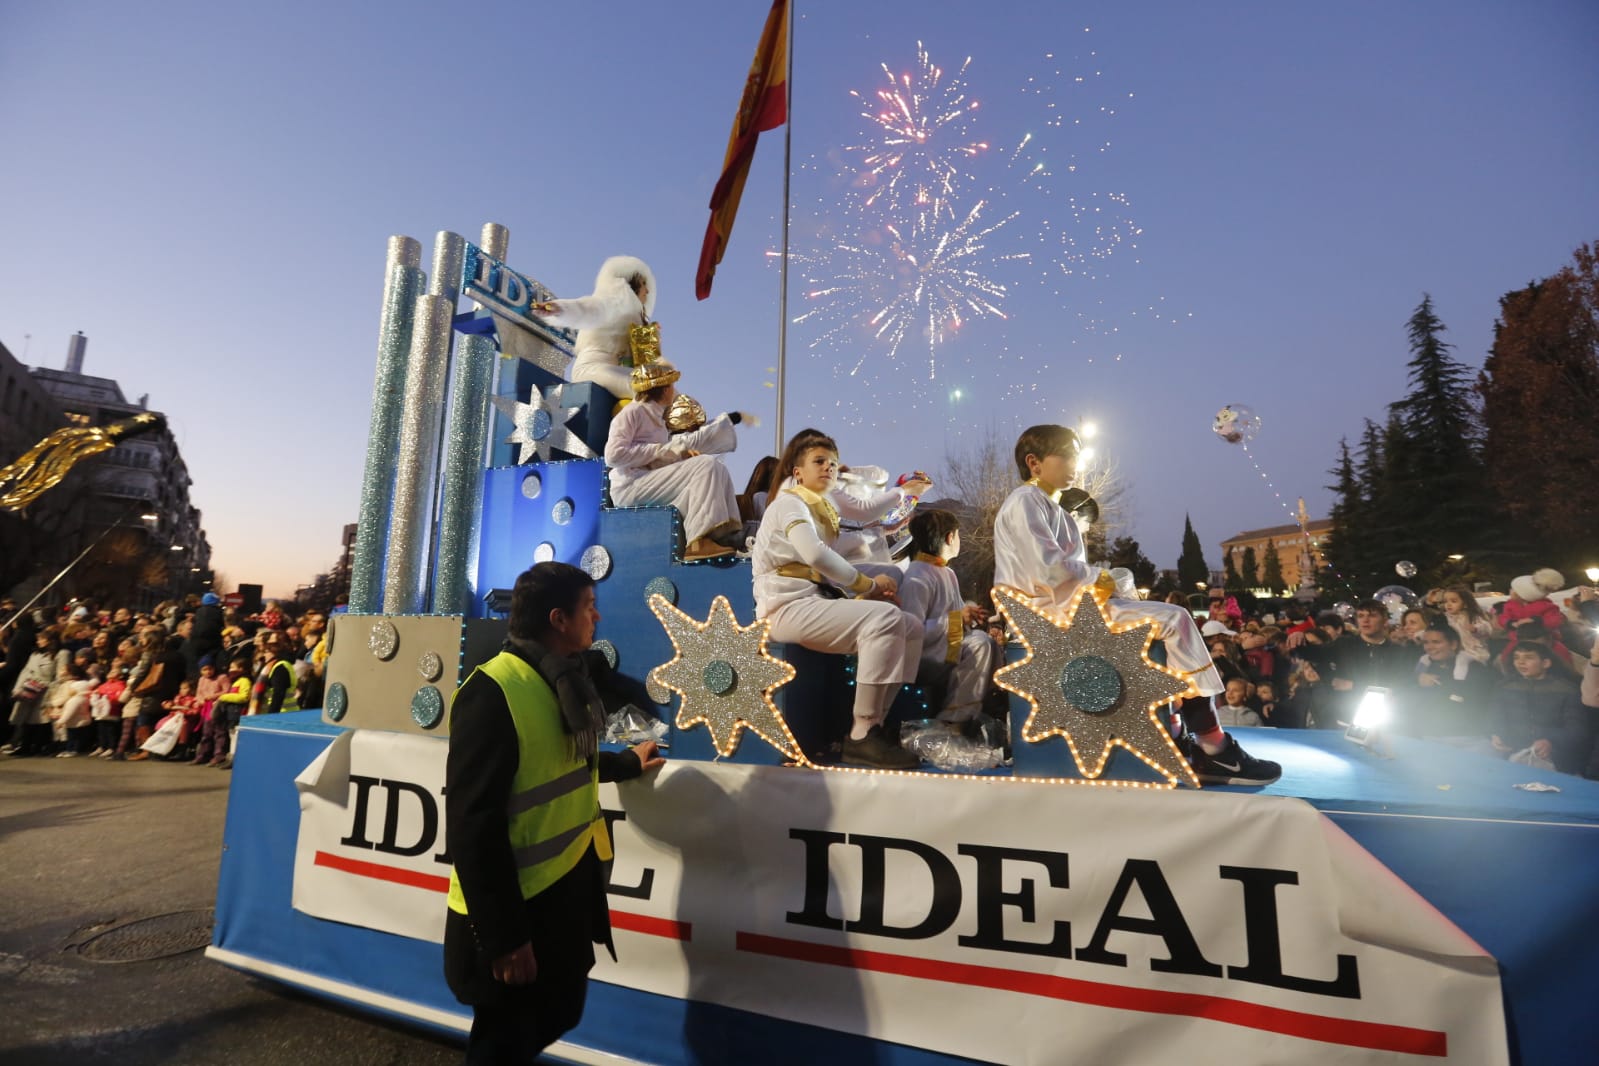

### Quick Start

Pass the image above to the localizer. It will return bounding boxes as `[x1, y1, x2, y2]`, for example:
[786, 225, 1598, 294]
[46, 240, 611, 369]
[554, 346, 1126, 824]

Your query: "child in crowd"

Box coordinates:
[89, 666, 128, 756]
[899, 509, 999, 728]
[1440, 585, 1498, 664]
[193, 656, 252, 768]
[992, 424, 1280, 785]
[194, 660, 228, 718]
[752, 429, 924, 769]
[50, 660, 99, 756]
[603, 359, 745, 561]
[1212, 677, 1263, 728]
[163, 678, 202, 749]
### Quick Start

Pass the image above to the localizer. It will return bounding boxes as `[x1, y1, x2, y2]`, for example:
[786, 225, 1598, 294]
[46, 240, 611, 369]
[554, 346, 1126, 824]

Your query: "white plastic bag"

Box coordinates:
[141, 713, 185, 756]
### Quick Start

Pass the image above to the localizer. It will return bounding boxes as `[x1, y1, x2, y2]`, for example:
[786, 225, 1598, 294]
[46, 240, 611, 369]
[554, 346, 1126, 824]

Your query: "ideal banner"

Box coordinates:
[292, 731, 1507, 1065]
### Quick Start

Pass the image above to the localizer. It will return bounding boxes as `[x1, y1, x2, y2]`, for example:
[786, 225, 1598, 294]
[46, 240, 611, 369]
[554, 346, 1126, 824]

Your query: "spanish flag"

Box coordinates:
[696, 0, 789, 301]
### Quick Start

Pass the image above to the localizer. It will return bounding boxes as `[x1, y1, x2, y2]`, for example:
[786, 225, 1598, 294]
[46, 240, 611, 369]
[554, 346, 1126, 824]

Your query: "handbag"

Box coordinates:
[19, 678, 47, 699]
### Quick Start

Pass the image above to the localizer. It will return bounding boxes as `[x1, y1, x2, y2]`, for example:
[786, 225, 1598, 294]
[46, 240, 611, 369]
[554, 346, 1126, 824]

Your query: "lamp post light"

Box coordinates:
[1585, 566, 1599, 584]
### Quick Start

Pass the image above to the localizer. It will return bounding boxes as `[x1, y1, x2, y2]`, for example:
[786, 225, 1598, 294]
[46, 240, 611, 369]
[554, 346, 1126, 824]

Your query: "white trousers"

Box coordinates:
[611, 454, 740, 543]
[766, 594, 923, 686]
[570, 358, 632, 400]
[927, 630, 1000, 721]
[1107, 598, 1223, 696]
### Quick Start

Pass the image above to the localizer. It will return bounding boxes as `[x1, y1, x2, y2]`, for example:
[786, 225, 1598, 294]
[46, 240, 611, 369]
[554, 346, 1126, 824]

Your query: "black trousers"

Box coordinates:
[463, 978, 588, 1065]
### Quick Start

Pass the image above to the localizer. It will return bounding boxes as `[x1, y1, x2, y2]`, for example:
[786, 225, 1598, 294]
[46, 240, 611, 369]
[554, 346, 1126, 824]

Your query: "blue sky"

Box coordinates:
[2, 1, 1595, 597]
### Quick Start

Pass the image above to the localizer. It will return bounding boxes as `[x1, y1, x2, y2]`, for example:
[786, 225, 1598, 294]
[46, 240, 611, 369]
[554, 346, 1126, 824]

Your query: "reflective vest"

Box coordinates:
[269, 658, 299, 713]
[446, 651, 612, 916]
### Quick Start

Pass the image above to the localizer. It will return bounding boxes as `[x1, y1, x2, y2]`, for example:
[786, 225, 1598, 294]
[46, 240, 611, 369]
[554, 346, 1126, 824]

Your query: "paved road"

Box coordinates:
[0, 753, 462, 1065]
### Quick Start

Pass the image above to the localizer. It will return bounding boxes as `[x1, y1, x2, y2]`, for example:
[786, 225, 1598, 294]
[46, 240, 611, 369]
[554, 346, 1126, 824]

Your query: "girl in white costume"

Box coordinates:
[899, 509, 999, 724]
[752, 430, 924, 769]
[604, 360, 743, 561]
[533, 255, 657, 400]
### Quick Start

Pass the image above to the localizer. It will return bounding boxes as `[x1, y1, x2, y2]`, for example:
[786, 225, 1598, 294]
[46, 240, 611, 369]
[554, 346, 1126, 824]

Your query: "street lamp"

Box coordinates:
[1586, 566, 1599, 584]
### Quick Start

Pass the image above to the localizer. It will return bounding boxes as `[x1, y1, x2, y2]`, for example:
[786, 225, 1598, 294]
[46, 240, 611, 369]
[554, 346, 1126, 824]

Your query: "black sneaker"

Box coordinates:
[1187, 734, 1281, 786]
[841, 725, 920, 771]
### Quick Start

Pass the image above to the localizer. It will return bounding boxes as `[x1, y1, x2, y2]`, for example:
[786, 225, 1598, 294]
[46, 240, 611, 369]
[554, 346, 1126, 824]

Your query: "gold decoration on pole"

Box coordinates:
[0, 412, 166, 511]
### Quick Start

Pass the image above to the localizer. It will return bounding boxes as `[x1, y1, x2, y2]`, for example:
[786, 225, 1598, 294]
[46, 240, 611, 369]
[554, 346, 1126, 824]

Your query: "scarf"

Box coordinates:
[506, 636, 606, 761]
[914, 552, 947, 567]
[783, 484, 841, 541]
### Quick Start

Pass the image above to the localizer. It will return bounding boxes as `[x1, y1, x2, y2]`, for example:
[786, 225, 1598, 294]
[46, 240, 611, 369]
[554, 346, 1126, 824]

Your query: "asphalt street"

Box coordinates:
[0, 752, 462, 1065]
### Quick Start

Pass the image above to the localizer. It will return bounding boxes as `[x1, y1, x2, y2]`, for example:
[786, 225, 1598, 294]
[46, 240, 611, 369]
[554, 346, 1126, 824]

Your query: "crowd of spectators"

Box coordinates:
[1176, 580, 1599, 777]
[1, 593, 330, 768]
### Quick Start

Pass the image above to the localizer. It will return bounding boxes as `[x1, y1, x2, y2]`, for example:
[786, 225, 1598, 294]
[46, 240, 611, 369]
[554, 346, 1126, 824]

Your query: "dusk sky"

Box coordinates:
[2, 1, 1595, 598]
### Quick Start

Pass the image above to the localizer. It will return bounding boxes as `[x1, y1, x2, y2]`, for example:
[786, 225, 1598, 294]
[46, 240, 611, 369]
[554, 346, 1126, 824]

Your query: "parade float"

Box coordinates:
[186, 223, 1599, 1066]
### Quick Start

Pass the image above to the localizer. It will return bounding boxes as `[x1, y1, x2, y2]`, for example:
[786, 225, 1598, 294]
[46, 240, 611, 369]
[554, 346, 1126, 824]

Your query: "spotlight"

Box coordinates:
[1344, 686, 1392, 753]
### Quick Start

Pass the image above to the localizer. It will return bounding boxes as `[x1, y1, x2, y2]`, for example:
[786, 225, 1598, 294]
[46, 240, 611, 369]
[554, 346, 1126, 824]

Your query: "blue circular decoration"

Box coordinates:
[552, 497, 575, 525]
[533, 541, 555, 564]
[325, 682, 349, 722]
[581, 544, 612, 579]
[703, 659, 737, 696]
[411, 686, 445, 729]
[1060, 655, 1123, 714]
[521, 471, 542, 499]
[644, 576, 678, 605]
[590, 639, 619, 669]
[531, 409, 551, 441]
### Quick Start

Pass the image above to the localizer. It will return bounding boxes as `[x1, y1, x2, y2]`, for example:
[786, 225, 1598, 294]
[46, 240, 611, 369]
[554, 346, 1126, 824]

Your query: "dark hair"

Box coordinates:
[1422, 623, 1459, 646]
[627, 272, 648, 297]
[909, 508, 961, 558]
[1511, 642, 1552, 661]
[1442, 584, 1488, 624]
[1353, 599, 1384, 616]
[1013, 424, 1079, 480]
[1314, 611, 1345, 629]
[509, 562, 596, 640]
[772, 429, 838, 498]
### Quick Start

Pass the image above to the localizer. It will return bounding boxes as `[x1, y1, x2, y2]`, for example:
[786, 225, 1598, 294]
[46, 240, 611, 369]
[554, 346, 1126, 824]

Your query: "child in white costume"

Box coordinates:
[752, 430, 924, 769]
[900, 509, 998, 724]
[533, 255, 657, 400]
[992, 424, 1280, 785]
[830, 466, 930, 564]
[604, 360, 744, 561]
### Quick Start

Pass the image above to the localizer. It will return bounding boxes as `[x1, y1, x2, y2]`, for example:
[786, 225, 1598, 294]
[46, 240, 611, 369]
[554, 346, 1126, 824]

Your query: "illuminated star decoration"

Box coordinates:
[647, 594, 802, 761]
[491, 382, 593, 463]
[991, 582, 1198, 787]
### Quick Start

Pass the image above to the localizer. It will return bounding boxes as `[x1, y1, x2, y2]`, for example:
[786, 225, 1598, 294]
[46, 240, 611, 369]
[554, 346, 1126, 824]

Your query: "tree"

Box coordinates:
[1223, 553, 1244, 592]
[1261, 539, 1285, 594]
[1320, 437, 1363, 600]
[1105, 535, 1157, 591]
[1382, 295, 1489, 582]
[1241, 546, 1259, 589]
[1176, 515, 1209, 593]
[1478, 241, 1599, 572]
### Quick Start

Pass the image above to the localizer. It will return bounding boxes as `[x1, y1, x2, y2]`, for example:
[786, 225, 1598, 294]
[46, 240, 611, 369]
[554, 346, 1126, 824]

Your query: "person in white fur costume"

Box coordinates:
[533, 255, 657, 400]
[603, 359, 745, 561]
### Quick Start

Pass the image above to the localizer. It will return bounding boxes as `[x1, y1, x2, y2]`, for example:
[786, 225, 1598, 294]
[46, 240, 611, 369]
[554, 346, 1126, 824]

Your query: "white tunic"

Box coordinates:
[752, 493, 868, 616]
[993, 483, 1222, 695]
[901, 557, 998, 718]
[603, 399, 739, 543]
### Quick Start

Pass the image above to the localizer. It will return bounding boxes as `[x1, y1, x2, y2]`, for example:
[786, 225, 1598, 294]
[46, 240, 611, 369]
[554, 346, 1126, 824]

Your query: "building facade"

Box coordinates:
[1219, 518, 1333, 595]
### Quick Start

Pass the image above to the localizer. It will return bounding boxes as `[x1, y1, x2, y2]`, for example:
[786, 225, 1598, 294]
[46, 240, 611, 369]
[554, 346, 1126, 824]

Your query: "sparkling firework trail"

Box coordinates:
[846, 41, 988, 220]
[784, 198, 1025, 380]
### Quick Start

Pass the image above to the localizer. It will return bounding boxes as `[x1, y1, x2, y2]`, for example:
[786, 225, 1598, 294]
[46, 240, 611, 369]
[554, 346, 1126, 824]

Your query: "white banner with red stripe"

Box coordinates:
[291, 731, 1506, 1064]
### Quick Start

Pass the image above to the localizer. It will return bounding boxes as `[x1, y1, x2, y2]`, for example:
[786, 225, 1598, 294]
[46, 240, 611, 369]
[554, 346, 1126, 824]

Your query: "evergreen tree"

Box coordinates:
[1386, 294, 1489, 580]
[1176, 515, 1210, 593]
[1241, 546, 1260, 588]
[1106, 535, 1158, 590]
[1478, 242, 1599, 572]
[1224, 554, 1244, 592]
[1321, 438, 1363, 600]
[1261, 539, 1285, 594]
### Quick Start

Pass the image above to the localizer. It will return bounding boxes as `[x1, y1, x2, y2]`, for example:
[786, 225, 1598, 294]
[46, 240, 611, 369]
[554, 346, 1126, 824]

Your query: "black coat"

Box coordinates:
[442, 646, 643, 1009]
[1494, 674, 1591, 773]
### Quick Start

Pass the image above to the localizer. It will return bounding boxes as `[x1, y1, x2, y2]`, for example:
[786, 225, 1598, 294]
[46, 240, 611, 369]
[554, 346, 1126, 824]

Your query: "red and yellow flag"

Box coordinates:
[696, 0, 789, 301]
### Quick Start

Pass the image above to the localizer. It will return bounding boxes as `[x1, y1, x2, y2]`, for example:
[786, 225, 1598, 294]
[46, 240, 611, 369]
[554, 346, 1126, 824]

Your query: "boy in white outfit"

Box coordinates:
[899, 509, 999, 726]
[992, 424, 1280, 785]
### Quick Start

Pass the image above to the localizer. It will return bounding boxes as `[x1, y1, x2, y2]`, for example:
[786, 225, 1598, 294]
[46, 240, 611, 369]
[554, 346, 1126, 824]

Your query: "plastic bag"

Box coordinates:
[140, 713, 185, 756]
[605, 704, 669, 746]
[900, 719, 1005, 772]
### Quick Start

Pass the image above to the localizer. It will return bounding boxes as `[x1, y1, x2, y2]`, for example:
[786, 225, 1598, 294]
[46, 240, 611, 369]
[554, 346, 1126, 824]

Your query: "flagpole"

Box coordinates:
[774, 0, 794, 456]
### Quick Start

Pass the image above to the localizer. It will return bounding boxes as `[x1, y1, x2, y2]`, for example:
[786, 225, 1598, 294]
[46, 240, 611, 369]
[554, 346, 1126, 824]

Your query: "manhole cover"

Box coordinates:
[77, 909, 214, 963]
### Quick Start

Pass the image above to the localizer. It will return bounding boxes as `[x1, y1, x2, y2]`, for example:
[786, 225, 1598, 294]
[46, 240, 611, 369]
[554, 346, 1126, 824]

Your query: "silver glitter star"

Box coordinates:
[491, 310, 573, 377]
[491, 382, 594, 463]
[648, 594, 800, 761]
[992, 582, 1198, 786]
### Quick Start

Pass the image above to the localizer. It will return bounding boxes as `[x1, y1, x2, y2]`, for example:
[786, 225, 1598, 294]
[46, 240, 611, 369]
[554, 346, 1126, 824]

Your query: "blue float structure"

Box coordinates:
[208, 226, 1599, 1066]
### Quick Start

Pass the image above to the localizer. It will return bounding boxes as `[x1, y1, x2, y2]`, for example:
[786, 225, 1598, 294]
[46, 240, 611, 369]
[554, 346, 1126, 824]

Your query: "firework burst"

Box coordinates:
[846, 41, 988, 220]
[784, 198, 1025, 379]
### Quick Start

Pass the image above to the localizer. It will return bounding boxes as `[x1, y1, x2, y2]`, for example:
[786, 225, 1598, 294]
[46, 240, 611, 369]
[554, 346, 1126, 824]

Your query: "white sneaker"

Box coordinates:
[56, 751, 80, 758]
